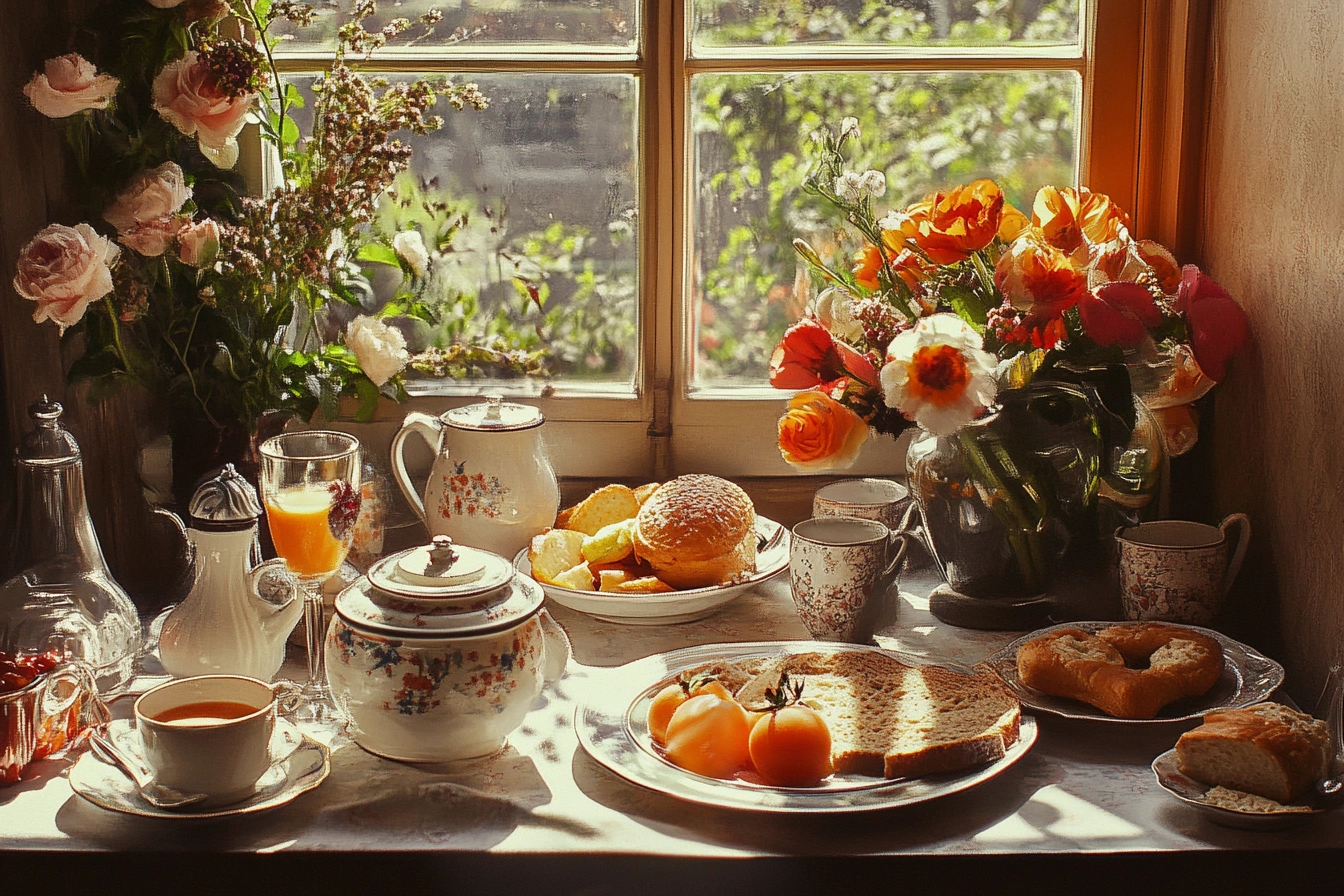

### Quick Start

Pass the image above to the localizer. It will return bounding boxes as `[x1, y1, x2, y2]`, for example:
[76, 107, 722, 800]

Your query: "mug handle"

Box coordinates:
[1218, 513, 1251, 596]
[390, 411, 443, 524]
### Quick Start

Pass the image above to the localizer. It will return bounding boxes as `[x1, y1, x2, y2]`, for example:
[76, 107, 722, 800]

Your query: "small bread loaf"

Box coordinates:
[559, 484, 641, 536]
[632, 474, 757, 589]
[1016, 623, 1223, 719]
[735, 651, 1020, 779]
[1176, 702, 1330, 803]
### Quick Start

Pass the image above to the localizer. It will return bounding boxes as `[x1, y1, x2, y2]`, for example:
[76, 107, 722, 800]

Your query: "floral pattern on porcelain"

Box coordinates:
[329, 618, 542, 717]
[437, 466, 509, 520]
[788, 533, 889, 642]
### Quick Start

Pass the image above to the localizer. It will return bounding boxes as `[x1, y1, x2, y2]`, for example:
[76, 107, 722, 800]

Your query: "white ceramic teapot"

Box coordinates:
[155, 465, 303, 682]
[390, 396, 559, 559]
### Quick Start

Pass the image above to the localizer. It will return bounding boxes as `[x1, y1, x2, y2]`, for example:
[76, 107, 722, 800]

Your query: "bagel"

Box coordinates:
[1015, 623, 1223, 719]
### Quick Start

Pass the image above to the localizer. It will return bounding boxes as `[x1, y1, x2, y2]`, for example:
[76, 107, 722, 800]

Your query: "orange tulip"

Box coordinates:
[769, 318, 878, 390]
[907, 179, 1005, 265]
[777, 390, 870, 471]
[1031, 186, 1131, 257]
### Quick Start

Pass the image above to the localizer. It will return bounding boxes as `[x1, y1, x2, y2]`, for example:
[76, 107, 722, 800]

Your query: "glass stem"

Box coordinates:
[303, 586, 326, 688]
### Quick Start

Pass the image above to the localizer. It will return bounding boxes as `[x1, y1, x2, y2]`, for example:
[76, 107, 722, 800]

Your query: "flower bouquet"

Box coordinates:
[771, 118, 1249, 599]
[11, 0, 493, 446]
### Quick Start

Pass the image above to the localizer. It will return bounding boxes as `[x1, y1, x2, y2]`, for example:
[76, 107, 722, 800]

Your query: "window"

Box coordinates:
[266, 1, 1143, 480]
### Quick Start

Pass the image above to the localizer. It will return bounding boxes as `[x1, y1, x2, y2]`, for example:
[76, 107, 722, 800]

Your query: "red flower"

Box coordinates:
[769, 319, 878, 390]
[1176, 265, 1248, 381]
[1078, 281, 1164, 348]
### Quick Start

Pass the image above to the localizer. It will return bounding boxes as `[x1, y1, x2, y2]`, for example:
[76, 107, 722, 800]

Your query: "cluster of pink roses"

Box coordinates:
[13, 33, 250, 333]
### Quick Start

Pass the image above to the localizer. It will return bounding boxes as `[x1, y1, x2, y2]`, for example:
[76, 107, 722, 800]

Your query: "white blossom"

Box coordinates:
[393, 230, 430, 278]
[346, 315, 409, 387]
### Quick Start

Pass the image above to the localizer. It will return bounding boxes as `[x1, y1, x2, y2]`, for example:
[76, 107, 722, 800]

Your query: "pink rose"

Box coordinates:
[23, 53, 119, 119]
[13, 223, 120, 333]
[152, 51, 254, 168]
[178, 218, 220, 266]
[1175, 265, 1248, 382]
[104, 162, 192, 257]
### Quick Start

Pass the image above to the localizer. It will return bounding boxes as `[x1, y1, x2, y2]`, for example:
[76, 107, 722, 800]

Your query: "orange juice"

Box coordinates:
[265, 486, 349, 578]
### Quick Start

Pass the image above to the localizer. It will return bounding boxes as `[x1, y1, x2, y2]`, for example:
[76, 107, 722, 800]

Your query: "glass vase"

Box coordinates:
[906, 383, 1106, 600]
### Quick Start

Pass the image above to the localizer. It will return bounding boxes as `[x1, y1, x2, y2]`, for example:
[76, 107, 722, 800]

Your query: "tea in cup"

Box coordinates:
[133, 675, 287, 805]
[1115, 513, 1250, 625]
[789, 517, 911, 643]
[812, 478, 910, 530]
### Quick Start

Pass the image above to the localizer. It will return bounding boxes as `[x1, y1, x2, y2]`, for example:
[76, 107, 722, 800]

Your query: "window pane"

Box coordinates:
[690, 70, 1079, 389]
[272, 1, 639, 54]
[287, 73, 640, 389]
[691, 0, 1082, 51]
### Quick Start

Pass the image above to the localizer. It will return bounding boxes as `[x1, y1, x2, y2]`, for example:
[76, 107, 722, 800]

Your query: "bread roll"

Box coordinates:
[1176, 702, 1330, 803]
[632, 475, 756, 589]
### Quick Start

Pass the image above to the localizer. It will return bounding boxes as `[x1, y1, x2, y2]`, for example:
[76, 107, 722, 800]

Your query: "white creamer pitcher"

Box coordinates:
[390, 396, 559, 559]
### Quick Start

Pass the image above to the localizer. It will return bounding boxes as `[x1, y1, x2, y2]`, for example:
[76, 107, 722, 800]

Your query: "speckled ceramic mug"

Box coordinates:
[812, 478, 910, 530]
[789, 517, 911, 643]
[1115, 514, 1251, 625]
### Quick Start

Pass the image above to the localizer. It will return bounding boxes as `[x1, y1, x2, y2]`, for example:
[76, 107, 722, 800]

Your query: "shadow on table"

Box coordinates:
[54, 738, 592, 851]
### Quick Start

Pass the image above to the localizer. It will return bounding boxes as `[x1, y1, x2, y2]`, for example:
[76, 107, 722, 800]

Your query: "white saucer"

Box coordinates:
[68, 718, 330, 819]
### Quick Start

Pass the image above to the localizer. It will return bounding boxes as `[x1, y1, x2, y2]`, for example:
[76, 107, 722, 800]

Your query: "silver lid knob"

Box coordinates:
[188, 463, 263, 527]
[16, 395, 81, 464]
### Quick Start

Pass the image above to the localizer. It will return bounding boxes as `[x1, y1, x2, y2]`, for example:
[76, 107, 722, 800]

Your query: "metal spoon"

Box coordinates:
[88, 732, 208, 810]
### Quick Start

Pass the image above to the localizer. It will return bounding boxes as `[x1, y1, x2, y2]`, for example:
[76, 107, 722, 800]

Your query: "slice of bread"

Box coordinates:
[527, 529, 586, 585]
[735, 650, 1021, 779]
[559, 484, 641, 536]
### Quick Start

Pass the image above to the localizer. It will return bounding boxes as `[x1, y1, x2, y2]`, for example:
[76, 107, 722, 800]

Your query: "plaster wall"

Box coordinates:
[1202, 0, 1344, 703]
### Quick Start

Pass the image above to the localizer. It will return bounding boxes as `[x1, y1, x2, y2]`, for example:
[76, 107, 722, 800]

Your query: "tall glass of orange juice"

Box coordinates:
[258, 431, 361, 720]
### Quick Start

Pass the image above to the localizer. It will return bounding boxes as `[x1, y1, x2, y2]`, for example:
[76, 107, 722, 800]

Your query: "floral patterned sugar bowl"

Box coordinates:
[326, 536, 569, 762]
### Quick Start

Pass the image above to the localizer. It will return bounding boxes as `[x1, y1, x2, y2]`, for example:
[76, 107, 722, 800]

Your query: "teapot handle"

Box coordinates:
[390, 411, 443, 524]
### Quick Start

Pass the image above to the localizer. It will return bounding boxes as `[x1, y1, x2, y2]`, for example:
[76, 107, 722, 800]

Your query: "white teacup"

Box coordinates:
[812, 478, 910, 530]
[789, 517, 911, 643]
[1115, 514, 1251, 625]
[134, 675, 290, 805]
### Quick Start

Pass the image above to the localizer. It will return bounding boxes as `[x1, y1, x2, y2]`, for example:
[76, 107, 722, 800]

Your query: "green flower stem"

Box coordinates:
[237, 1, 290, 151]
[102, 297, 131, 372]
[955, 425, 1051, 594]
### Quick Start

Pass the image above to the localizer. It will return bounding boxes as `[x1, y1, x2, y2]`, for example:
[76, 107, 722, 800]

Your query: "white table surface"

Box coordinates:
[2, 569, 1340, 894]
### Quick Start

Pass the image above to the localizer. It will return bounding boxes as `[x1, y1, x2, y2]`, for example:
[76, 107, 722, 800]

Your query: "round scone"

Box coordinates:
[632, 474, 757, 589]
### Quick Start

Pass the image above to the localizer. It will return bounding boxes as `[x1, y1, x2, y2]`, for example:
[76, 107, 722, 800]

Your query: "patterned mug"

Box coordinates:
[789, 517, 911, 643]
[811, 477, 910, 530]
[1115, 514, 1251, 625]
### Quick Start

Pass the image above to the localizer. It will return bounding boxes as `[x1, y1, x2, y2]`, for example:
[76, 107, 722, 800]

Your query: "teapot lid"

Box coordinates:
[443, 395, 544, 433]
[17, 396, 80, 465]
[335, 573, 543, 638]
[188, 464, 263, 528]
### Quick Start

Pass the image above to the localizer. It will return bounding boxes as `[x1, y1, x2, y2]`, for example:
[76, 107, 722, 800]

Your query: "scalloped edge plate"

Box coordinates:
[1151, 749, 1327, 830]
[983, 621, 1285, 724]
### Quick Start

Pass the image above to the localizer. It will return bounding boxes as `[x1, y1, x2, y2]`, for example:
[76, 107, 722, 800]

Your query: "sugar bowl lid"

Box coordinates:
[336, 563, 544, 637]
[364, 536, 515, 603]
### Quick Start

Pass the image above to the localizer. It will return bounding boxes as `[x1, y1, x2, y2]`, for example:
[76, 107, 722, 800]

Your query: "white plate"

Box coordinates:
[513, 516, 790, 625]
[68, 718, 330, 819]
[983, 621, 1285, 724]
[575, 640, 1037, 813]
[1151, 749, 1328, 830]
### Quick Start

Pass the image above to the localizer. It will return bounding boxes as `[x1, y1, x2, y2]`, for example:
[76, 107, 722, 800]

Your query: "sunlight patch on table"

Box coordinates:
[975, 784, 1145, 844]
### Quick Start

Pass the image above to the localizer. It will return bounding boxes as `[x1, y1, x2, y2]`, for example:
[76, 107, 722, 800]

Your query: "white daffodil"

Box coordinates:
[880, 313, 999, 436]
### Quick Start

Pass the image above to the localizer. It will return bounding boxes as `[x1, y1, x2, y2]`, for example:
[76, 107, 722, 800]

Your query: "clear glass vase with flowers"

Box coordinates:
[770, 118, 1249, 612]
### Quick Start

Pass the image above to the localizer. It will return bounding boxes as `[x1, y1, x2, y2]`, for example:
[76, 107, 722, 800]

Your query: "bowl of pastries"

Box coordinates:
[513, 474, 789, 625]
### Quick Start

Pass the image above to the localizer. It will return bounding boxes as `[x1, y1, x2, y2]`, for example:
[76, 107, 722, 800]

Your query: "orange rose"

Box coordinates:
[994, 230, 1090, 321]
[908, 179, 1005, 265]
[777, 390, 869, 471]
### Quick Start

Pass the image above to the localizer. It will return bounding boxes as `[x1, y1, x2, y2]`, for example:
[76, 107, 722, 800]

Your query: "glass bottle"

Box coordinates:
[0, 397, 140, 694]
